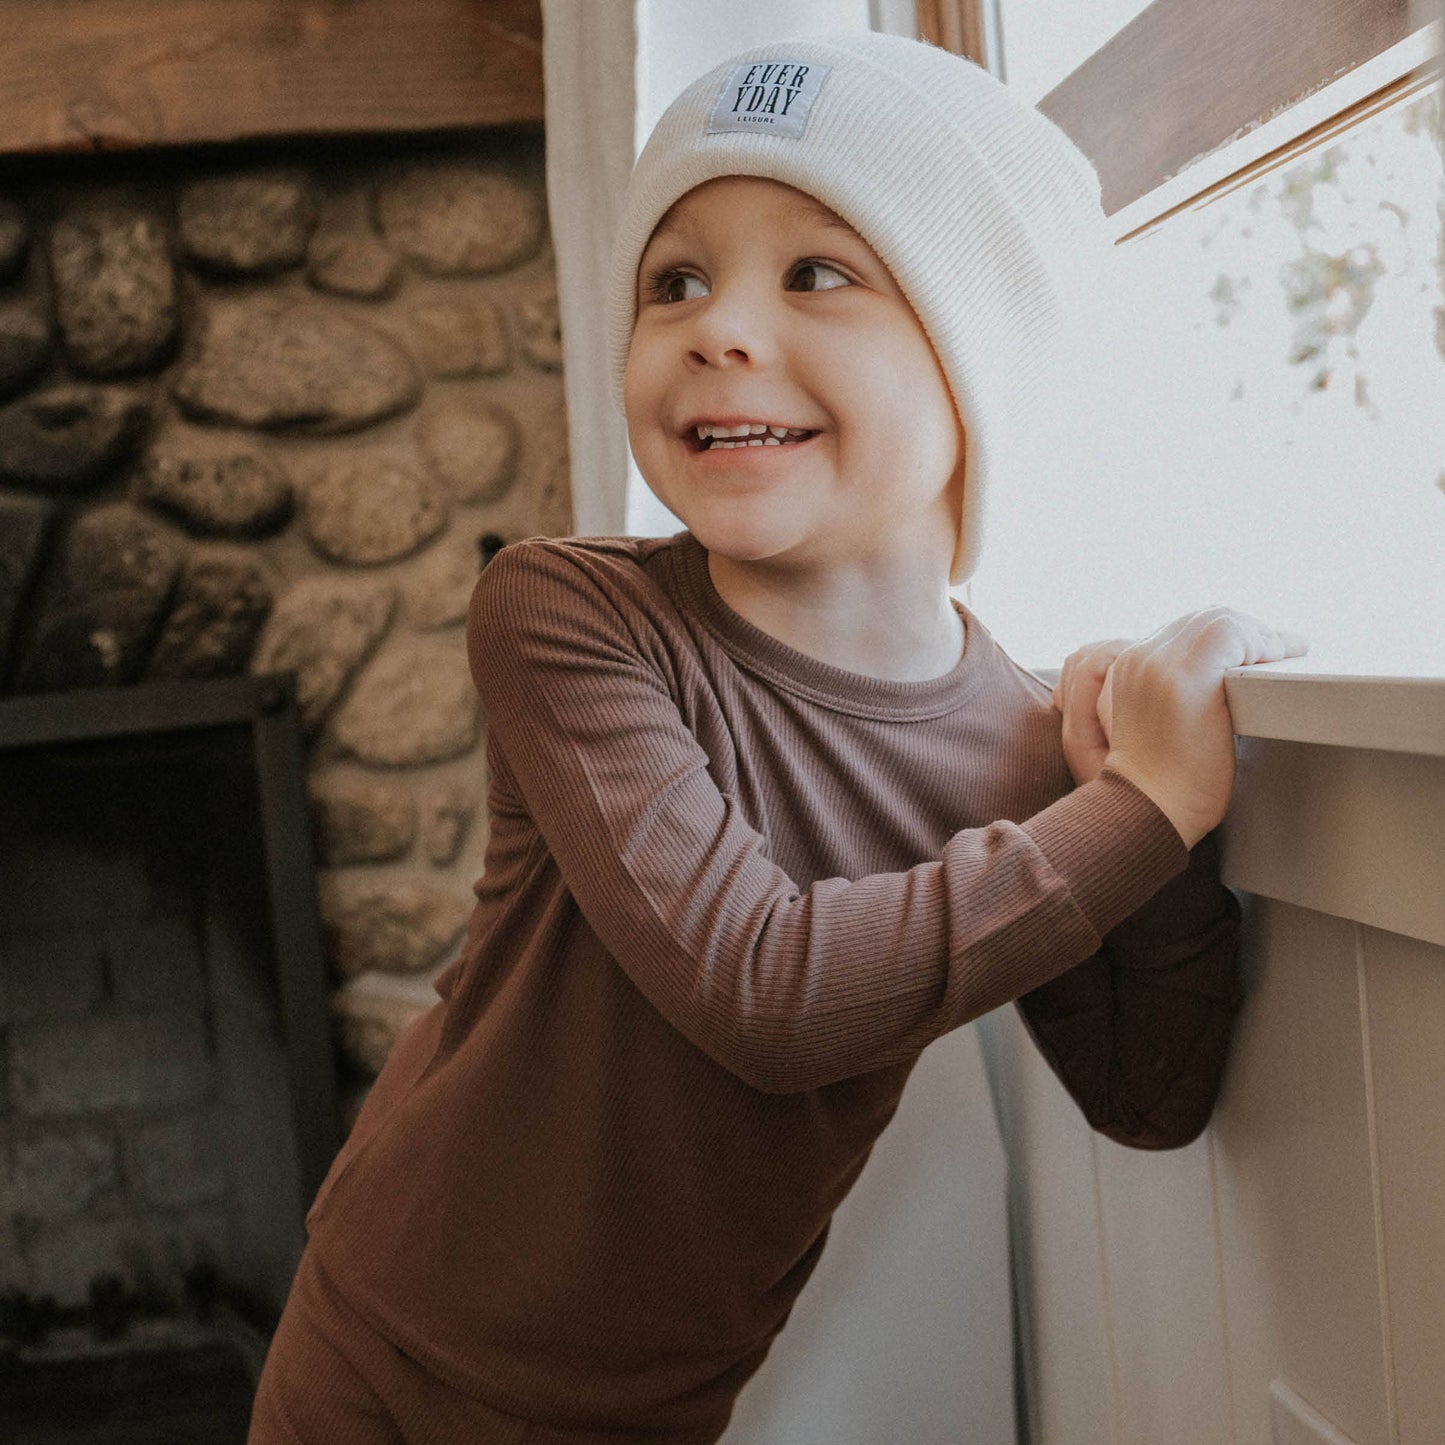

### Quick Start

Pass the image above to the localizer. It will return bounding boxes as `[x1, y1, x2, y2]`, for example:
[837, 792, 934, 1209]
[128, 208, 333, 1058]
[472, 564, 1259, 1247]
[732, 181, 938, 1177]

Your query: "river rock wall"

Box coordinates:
[0, 129, 570, 1126]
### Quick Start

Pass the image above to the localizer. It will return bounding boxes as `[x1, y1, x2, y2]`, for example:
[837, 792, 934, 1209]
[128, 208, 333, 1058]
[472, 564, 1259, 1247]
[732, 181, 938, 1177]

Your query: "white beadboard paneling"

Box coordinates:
[1212, 897, 1392, 1445]
[978, 1003, 1115, 1445]
[1222, 740, 1445, 948]
[722, 1023, 1013, 1444]
[1269, 1379, 1362, 1445]
[1093, 1131, 1234, 1445]
[1359, 925, 1445, 1445]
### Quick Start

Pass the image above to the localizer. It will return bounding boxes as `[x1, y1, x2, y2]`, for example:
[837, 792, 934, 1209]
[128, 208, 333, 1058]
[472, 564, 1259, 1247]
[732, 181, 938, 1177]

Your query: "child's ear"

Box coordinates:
[949, 428, 967, 512]
[946, 432, 967, 578]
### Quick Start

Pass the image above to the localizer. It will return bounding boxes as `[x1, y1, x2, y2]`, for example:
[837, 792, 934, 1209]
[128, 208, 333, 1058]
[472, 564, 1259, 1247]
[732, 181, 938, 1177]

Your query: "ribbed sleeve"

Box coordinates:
[1015, 824, 1244, 1148]
[468, 538, 1190, 1095]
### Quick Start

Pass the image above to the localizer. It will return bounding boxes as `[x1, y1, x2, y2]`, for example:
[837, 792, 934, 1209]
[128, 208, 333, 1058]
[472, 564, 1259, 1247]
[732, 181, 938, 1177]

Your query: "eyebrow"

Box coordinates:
[782, 197, 860, 235]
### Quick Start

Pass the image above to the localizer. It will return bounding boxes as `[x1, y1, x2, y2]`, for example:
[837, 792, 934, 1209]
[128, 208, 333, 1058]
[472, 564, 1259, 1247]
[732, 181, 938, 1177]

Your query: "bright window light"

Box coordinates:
[970, 89, 1445, 679]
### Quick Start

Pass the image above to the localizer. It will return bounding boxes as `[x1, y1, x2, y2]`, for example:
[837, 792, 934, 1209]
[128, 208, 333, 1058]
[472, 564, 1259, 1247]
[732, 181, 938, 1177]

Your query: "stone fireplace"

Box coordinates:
[0, 2, 563, 1432]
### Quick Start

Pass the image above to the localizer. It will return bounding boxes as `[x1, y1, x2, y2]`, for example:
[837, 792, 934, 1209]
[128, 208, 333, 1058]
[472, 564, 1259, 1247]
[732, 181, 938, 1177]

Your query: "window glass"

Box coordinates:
[968, 89, 1445, 677]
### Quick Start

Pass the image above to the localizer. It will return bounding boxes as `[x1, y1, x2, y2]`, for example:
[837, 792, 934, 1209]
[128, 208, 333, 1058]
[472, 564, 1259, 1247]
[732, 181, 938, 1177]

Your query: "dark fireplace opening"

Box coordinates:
[0, 674, 340, 1441]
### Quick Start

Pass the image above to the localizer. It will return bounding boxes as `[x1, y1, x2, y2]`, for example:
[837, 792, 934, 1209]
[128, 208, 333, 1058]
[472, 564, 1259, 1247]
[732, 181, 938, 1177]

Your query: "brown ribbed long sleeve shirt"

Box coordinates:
[302, 531, 1243, 1440]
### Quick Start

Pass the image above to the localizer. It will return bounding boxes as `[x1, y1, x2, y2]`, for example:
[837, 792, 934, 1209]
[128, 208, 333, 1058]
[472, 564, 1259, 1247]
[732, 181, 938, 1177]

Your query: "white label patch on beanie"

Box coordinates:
[706, 62, 831, 139]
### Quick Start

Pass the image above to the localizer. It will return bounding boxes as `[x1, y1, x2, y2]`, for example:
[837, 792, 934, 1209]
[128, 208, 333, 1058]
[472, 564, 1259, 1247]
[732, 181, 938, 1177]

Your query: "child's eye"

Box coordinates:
[640, 259, 853, 306]
[788, 260, 851, 292]
[642, 267, 706, 305]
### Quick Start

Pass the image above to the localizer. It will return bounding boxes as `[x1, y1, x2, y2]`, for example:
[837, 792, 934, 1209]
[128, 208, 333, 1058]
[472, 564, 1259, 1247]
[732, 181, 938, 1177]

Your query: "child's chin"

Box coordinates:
[690, 519, 804, 565]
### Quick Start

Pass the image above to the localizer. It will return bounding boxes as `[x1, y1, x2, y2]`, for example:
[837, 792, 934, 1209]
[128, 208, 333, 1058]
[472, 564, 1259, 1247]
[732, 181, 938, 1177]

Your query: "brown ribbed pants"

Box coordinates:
[246, 1242, 702, 1445]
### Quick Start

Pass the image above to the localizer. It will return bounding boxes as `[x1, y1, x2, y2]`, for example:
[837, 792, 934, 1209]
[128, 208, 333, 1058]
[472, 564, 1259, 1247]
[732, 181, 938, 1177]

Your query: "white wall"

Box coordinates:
[721, 1027, 1014, 1445]
[995, 0, 1154, 103]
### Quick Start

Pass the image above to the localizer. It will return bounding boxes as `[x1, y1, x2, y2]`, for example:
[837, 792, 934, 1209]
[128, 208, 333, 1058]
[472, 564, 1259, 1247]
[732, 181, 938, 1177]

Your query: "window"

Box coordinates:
[970, 83, 1444, 676]
[934, 2, 1444, 677]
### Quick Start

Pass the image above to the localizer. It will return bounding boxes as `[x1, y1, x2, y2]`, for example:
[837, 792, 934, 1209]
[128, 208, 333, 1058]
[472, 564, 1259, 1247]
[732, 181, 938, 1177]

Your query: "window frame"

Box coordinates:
[918, 0, 1439, 240]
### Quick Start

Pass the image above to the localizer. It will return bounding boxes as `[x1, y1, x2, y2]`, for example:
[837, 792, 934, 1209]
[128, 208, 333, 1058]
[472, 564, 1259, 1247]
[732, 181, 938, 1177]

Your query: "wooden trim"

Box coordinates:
[1024, 672, 1445, 944]
[1222, 673, 1445, 759]
[915, 0, 989, 67]
[1034, 0, 1418, 219]
[1112, 38, 1440, 243]
[0, 0, 543, 158]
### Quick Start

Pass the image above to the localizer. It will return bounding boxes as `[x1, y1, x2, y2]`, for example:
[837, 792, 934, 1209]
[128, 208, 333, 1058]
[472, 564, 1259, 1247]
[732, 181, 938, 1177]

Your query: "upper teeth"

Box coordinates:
[696, 422, 811, 439]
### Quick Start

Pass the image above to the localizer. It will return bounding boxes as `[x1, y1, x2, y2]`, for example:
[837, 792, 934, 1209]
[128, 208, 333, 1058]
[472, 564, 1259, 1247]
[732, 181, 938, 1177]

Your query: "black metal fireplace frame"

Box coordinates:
[0, 671, 342, 1223]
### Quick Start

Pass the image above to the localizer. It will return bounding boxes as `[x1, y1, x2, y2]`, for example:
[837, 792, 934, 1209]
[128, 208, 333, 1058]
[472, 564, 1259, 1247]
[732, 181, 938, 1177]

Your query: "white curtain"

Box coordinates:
[539, 0, 637, 536]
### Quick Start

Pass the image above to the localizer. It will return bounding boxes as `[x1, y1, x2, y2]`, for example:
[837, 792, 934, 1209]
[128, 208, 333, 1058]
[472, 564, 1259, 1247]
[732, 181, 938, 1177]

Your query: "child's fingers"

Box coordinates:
[1056, 639, 1135, 771]
[1135, 607, 1310, 677]
[1260, 627, 1310, 659]
[1101, 607, 1310, 842]
[1184, 608, 1310, 671]
[1054, 639, 1132, 713]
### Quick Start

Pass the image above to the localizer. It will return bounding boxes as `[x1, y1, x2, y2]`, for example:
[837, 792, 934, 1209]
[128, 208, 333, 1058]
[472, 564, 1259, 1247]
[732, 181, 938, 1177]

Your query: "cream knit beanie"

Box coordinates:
[606, 29, 1120, 586]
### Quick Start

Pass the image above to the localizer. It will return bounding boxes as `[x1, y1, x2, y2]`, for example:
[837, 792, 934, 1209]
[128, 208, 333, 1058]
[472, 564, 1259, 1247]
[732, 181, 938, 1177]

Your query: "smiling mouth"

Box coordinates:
[685, 430, 820, 453]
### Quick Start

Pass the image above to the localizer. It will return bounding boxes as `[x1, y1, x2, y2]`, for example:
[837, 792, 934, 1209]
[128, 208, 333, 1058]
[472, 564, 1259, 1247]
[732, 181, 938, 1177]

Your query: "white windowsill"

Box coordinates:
[1027, 662, 1445, 759]
[1030, 658, 1445, 945]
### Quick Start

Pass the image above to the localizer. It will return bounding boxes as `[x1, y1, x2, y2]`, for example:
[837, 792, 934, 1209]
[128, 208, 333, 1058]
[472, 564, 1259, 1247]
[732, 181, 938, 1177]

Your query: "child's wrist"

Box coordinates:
[1100, 757, 1204, 851]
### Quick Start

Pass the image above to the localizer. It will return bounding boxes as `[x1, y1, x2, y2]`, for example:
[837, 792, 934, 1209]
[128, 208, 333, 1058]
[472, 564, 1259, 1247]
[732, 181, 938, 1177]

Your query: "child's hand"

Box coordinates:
[1052, 637, 1136, 787]
[1094, 607, 1309, 849]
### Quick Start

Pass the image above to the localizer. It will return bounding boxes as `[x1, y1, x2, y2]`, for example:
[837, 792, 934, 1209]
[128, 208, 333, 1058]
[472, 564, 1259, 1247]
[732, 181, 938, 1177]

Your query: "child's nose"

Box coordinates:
[684, 287, 775, 371]
[687, 335, 753, 370]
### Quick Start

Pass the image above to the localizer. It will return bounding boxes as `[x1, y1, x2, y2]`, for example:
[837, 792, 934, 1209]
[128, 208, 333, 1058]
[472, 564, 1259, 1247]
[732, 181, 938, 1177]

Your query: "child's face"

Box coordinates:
[624, 176, 964, 579]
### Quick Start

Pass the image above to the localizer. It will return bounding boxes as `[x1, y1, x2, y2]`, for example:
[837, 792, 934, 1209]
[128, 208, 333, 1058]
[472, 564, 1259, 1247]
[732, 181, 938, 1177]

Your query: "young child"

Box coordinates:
[248, 30, 1307, 1445]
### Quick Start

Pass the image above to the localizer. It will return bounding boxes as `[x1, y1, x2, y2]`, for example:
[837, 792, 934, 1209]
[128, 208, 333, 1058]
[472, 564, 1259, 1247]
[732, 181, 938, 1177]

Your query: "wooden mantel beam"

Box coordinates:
[0, 0, 544, 158]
